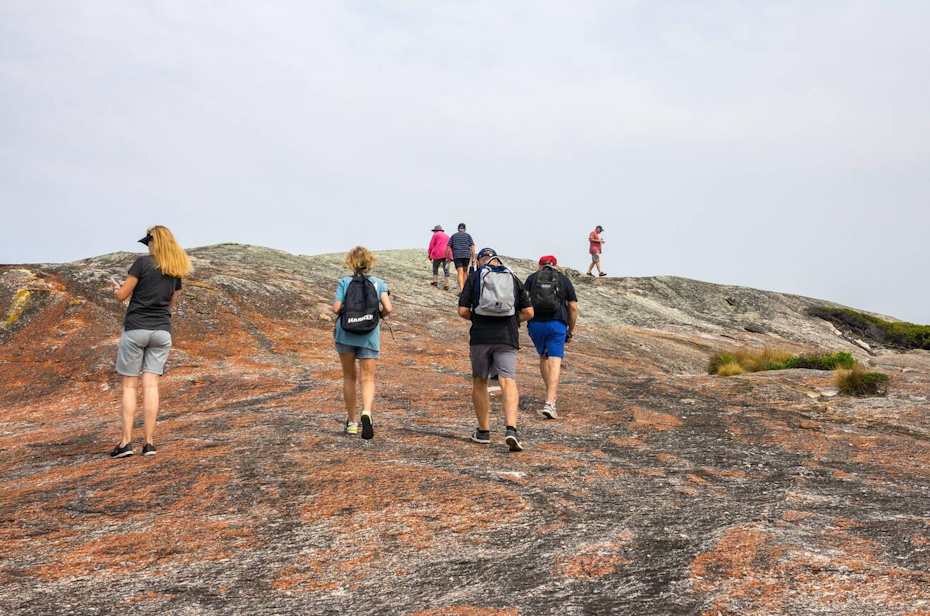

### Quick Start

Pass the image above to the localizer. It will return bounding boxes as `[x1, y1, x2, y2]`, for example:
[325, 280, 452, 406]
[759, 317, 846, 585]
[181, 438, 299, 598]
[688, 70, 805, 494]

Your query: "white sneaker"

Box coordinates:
[537, 402, 558, 419]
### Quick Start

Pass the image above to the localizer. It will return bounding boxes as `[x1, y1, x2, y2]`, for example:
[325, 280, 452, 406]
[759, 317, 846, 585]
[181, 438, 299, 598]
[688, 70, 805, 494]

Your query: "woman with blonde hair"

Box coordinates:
[108, 226, 192, 458]
[332, 246, 392, 439]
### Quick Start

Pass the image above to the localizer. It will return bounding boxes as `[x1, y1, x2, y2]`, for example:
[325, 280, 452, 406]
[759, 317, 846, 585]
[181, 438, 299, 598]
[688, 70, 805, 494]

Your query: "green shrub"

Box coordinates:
[767, 352, 857, 371]
[809, 306, 930, 350]
[835, 365, 890, 396]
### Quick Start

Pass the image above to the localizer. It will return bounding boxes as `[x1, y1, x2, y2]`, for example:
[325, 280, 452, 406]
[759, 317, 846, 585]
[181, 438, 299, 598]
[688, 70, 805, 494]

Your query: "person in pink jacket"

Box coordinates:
[427, 225, 452, 290]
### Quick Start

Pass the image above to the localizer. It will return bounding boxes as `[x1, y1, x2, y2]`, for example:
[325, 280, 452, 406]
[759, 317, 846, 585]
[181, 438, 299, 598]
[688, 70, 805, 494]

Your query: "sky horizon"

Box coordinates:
[2, 1, 928, 322]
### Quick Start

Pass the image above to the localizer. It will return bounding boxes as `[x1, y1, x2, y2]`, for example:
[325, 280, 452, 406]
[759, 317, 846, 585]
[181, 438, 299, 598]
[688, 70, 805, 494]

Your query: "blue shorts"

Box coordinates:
[527, 320, 567, 358]
[335, 342, 380, 359]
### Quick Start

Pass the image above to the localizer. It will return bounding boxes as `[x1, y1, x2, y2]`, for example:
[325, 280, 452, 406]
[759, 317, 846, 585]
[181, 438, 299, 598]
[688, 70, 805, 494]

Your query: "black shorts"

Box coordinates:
[454, 258, 471, 269]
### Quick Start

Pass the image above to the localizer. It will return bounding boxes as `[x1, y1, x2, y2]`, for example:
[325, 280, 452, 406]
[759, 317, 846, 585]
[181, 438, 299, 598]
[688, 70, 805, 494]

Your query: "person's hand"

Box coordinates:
[110, 276, 121, 289]
[566, 330, 574, 344]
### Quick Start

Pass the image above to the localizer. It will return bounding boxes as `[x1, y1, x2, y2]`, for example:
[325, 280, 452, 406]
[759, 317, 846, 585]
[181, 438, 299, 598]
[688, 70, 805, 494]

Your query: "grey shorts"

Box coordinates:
[335, 342, 380, 360]
[116, 329, 172, 376]
[469, 344, 518, 380]
[590, 252, 601, 263]
[432, 259, 450, 276]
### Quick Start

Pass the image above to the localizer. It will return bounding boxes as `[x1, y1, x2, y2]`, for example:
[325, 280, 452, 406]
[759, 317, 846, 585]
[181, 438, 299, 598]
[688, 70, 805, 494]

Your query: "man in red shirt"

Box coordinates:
[586, 225, 607, 277]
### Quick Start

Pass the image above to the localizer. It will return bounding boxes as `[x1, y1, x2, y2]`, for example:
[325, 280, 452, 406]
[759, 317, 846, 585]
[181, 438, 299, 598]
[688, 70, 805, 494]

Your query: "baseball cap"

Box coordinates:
[477, 247, 497, 259]
[595, 225, 604, 231]
[538, 255, 557, 266]
[458, 223, 466, 230]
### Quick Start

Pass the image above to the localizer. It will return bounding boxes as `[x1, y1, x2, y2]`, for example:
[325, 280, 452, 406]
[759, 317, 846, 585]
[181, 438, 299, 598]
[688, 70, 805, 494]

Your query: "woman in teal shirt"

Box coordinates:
[332, 246, 392, 439]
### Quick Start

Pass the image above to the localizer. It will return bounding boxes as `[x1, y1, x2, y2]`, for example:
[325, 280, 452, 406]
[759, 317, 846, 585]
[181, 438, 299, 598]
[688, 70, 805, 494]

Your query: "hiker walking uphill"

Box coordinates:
[458, 247, 534, 451]
[427, 225, 451, 290]
[332, 246, 393, 440]
[587, 225, 607, 277]
[109, 226, 192, 459]
[524, 255, 579, 419]
[448, 223, 476, 291]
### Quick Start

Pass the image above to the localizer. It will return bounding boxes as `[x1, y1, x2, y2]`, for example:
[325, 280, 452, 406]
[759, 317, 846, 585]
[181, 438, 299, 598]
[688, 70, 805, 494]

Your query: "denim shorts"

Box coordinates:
[116, 329, 172, 376]
[335, 342, 380, 359]
[527, 320, 568, 358]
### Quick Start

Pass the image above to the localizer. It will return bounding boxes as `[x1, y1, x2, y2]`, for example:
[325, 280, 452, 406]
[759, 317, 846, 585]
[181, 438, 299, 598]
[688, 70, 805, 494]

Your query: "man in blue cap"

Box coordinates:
[458, 247, 534, 451]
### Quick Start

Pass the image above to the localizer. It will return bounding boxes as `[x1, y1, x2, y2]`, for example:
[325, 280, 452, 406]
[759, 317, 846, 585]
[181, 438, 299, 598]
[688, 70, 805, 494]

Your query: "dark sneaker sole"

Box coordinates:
[361, 414, 374, 440]
[505, 435, 523, 451]
[110, 451, 134, 459]
[537, 409, 557, 419]
[470, 435, 491, 444]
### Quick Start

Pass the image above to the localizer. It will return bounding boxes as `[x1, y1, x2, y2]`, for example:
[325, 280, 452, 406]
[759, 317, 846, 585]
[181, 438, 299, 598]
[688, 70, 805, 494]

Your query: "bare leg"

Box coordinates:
[432, 273, 438, 284]
[457, 267, 467, 291]
[539, 355, 550, 391]
[472, 377, 490, 430]
[358, 358, 376, 411]
[120, 376, 138, 446]
[141, 372, 160, 444]
[338, 353, 358, 422]
[545, 356, 562, 404]
[499, 377, 519, 428]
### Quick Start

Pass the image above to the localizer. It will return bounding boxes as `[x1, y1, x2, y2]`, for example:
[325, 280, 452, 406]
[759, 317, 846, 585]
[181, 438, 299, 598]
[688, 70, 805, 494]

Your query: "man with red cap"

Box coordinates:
[524, 255, 578, 419]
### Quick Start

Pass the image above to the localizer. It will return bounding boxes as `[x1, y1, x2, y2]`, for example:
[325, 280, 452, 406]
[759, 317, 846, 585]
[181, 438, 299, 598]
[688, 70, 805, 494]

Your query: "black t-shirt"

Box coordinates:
[458, 268, 532, 348]
[123, 256, 182, 332]
[524, 270, 578, 324]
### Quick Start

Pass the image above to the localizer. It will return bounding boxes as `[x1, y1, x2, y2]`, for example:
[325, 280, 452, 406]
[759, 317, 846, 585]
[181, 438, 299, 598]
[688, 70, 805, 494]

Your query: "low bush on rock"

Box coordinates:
[708, 349, 856, 376]
[809, 306, 930, 350]
[835, 365, 890, 396]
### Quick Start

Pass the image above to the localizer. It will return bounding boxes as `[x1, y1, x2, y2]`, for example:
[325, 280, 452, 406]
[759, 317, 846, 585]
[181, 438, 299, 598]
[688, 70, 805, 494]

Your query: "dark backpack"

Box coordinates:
[530, 267, 562, 315]
[340, 274, 380, 334]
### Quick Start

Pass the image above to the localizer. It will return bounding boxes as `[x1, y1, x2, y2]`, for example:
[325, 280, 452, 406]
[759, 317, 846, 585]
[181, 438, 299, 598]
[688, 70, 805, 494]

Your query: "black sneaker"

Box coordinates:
[142, 443, 157, 456]
[361, 411, 374, 440]
[470, 429, 491, 444]
[505, 427, 523, 452]
[109, 442, 133, 458]
[587, 272, 595, 277]
[599, 272, 607, 277]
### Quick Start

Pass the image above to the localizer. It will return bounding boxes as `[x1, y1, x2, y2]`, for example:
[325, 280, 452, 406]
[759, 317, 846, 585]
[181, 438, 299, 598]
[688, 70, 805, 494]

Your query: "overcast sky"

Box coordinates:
[2, 1, 928, 321]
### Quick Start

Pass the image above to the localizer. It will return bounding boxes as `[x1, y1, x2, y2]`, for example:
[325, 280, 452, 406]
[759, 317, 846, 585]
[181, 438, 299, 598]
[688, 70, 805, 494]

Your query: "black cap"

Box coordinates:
[477, 247, 497, 259]
[138, 234, 153, 246]
[458, 223, 466, 230]
[595, 225, 604, 231]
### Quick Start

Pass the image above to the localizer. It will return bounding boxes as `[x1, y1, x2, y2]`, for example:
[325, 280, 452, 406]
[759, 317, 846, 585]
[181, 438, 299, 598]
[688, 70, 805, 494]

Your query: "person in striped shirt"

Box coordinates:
[447, 223, 476, 291]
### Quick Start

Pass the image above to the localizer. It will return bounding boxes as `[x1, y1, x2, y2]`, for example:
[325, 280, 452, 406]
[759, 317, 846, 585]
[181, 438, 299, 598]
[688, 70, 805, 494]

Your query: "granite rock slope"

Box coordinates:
[1, 245, 928, 616]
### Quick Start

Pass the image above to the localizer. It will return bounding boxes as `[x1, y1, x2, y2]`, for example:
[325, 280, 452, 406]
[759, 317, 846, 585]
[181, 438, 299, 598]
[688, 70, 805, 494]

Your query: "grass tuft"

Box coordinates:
[709, 349, 857, 376]
[835, 365, 890, 396]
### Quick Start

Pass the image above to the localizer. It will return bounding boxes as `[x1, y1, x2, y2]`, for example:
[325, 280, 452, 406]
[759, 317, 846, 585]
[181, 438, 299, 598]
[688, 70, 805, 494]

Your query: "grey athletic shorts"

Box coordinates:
[116, 329, 172, 376]
[469, 344, 518, 380]
[590, 252, 601, 263]
[432, 259, 450, 276]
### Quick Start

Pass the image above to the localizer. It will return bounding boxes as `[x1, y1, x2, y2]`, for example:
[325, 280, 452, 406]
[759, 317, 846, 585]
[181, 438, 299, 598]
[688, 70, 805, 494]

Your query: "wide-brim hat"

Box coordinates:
[432, 225, 444, 232]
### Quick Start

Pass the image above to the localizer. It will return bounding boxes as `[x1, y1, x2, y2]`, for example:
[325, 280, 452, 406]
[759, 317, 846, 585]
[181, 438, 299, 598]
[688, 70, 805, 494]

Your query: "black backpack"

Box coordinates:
[530, 267, 562, 315]
[340, 274, 380, 334]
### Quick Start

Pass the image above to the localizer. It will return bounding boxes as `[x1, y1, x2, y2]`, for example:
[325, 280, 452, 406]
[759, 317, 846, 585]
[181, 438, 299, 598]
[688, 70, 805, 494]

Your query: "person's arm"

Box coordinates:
[566, 301, 579, 340]
[380, 290, 393, 318]
[332, 279, 346, 314]
[458, 275, 474, 320]
[457, 306, 472, 321]
[169, 290, 181, 310]
[519, 306, 534, 323]
[112, 276, 138, 302]
[470, 244, 476, 263]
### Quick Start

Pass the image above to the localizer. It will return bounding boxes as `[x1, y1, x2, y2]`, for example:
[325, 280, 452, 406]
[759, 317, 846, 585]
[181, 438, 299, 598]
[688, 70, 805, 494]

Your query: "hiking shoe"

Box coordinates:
[360, 411, 374, 440]
[109, 442, 133, 458]
[443, 285, 450, 291]
[344, 421, 359, 436]
[599, 272, 607, 277]
[430, 281, 438, 286]
[538, 402, 558, 419]
[470, 429, 491, 444]
[142, 442, 157, 456]
[587, 272, 595, 277]
[505, 427, 523, 452]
